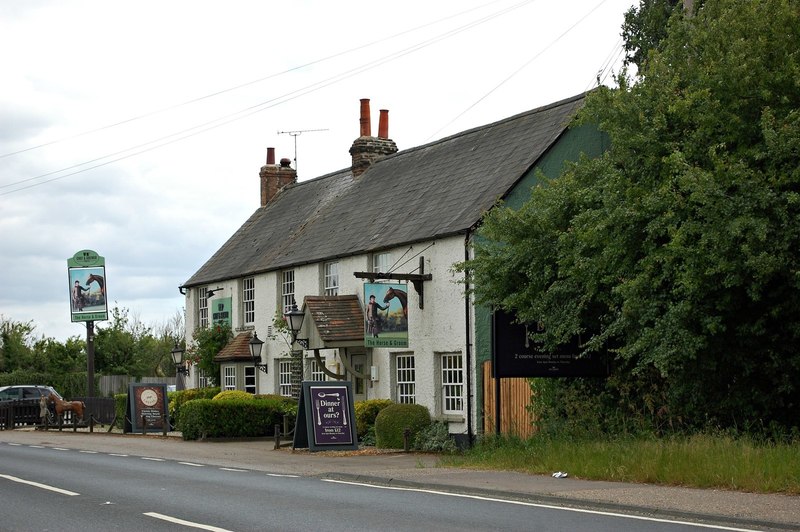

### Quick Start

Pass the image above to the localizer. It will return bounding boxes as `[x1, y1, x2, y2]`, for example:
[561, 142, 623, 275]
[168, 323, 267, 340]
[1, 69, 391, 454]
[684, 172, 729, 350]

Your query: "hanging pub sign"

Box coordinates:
[67, 249, 108, 322]
[293, 381, 358, 451]
[363, 282, 408, 348]
[210, 296, 232, 327]
[492, 309, 607, 378]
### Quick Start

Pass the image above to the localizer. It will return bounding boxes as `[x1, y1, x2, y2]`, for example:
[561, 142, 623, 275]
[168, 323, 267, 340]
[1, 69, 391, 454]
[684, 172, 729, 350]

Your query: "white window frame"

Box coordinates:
[372, 252, 390, 273]
[440, 353, 464, 414]
[197, 368, 210, 388]
[395, 353, 416, 404]
[242, 277, 255, 325]
[323, 261, 339, 296]
[244, 366, 256, 394]
[223, 366, 236, 391]
[278, 360, 293, 397]
[198, 287, 209, 328]
[282, 270, 295, 313]
[308, 358, 327, 381]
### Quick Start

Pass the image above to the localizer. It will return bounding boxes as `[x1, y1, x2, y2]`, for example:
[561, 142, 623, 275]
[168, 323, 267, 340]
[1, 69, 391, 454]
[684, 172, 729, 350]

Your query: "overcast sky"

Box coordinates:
[0, 0, 635, 342]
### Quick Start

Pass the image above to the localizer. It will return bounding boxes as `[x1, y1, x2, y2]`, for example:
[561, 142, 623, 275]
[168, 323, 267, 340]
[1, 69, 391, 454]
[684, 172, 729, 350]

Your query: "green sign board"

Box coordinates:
[67, 249, 108, 322]
[210, 296, 232, 326]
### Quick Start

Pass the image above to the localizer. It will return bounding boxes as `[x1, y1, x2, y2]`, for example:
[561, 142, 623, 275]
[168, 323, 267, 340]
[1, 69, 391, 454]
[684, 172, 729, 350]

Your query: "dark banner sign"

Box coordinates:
[492, 310, 607, 378]
[294, 381, 358, 451]
[125, 383, 169, 433]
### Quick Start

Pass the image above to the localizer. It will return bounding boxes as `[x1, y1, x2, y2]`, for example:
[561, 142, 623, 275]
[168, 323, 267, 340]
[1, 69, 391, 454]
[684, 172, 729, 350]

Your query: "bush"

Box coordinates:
[213, 390, 253, 401]
[374, 403, 431, 449]
[355, 399, 393, 439]
[414, 421, 458, 453]
[168, 387, 220, 427]
[177, 398, 290, 440]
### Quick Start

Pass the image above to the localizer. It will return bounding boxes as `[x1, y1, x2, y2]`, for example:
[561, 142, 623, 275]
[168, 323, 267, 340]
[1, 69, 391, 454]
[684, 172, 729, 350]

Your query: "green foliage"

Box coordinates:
[176, 398, 290, 440]
[414, 421, 458, 453]
[374, 403, 431, 449]
[621, 0, 686, 70]
[187, 323, 232, 386]
[213, 390, 254, 401]
[465, 0, 800, 435]
[354, 399, 393, 438]
[168, 387, 220, 424]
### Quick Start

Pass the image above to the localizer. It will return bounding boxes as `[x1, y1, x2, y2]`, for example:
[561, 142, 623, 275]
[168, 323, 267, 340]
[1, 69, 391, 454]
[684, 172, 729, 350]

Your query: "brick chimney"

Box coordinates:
[349, 98, 398, 178]
[259, 148, 297, 206]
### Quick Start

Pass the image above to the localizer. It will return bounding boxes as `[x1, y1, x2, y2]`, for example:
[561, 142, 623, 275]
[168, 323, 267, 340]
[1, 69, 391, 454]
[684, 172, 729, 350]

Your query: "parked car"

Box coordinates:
[0, 385, 63, 426]
[0, 385, 63, 402]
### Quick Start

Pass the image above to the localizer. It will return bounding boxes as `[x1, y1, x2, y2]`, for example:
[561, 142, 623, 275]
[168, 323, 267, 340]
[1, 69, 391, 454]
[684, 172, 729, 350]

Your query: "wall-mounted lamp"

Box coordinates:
[206, 287, 224, 298]
[171, 342, 190, 376]
[284, 303, 309, 349]
[249, 333, 268, 374]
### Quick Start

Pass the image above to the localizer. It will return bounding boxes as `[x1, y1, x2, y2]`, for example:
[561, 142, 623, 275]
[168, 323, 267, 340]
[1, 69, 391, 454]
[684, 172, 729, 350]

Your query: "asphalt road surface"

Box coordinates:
[0, 441, 734, 532]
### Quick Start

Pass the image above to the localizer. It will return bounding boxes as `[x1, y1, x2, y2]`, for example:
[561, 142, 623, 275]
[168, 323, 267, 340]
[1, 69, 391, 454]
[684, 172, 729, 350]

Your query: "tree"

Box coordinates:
[466, 0, 800, 433]
[186, 323, 231, 386]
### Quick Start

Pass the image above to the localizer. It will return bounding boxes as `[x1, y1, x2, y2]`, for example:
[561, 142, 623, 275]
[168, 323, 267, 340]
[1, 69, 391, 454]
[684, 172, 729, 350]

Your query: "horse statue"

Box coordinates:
[86, 274, 105, 296]
[49, 395, 85, 424]
[384, 287, 408, 318]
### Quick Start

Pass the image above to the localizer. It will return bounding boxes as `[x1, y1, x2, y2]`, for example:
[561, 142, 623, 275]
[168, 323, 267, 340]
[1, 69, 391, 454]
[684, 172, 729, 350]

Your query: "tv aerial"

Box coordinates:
[277, 128, 329, 175]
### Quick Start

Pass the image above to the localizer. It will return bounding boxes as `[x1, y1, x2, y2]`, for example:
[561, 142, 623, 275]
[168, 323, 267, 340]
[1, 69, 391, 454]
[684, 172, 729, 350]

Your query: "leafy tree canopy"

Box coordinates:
[466, 0, 800, 433]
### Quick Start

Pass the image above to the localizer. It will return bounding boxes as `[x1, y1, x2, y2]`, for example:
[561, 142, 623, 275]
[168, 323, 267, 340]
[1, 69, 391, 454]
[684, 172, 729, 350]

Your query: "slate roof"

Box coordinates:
[182, 93, 585, 288]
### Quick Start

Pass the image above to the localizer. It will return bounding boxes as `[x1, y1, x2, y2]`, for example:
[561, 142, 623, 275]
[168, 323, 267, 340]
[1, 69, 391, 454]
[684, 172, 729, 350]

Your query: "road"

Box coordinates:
[0, 440, 734, 532]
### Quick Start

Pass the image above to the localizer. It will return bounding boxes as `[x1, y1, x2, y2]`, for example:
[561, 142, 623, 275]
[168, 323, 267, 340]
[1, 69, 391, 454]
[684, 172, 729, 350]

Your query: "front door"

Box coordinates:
[351, 354, 367, 402]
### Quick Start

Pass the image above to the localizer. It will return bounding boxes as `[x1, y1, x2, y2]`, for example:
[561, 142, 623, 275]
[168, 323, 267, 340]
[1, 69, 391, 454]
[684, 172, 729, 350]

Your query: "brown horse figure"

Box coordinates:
[86, 274, 105, 296]
[50, 395, 85, 424]
[384, 287, 408, 318]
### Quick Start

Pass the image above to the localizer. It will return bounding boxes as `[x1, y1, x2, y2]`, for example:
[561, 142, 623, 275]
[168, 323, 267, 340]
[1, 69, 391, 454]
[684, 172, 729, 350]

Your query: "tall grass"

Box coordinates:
[441, 433, 800, 494]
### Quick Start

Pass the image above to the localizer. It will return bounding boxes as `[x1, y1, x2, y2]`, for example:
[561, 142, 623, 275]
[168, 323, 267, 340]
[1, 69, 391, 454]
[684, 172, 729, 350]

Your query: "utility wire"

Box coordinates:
[1, 0, 536, 195]
[425, 0, 612, 142]
[0, 0, 516, 161]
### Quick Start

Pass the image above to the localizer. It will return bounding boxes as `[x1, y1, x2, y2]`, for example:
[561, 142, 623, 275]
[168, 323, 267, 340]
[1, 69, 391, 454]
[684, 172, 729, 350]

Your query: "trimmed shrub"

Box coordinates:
[213, 390, 254, 401]
[355, 399, 393, 439]
[374, 403, 431, 449]
[168, 387, 220, 427]
[177, 398, 289, 440]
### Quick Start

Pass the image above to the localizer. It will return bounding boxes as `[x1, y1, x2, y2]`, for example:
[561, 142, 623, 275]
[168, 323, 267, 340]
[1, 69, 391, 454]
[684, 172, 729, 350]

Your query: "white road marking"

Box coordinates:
[219, 467, 247, 472]
[267, 473, 299, 478]
[79, 450, 98, 454]
[141, 457, 165, 462]
[321, 479, 759, 532]
[144, 512, 233, 531]
[109, 453, 128, 457]
[0, 474, 80, 496]
[178, 461, 204, 467]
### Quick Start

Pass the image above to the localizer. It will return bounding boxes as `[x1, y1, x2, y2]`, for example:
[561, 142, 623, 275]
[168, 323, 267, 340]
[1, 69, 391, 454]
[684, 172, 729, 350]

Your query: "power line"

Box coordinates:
[425, 0, 613, 142]
[0, 0, 510, 162]
[1, 0, 536, 196]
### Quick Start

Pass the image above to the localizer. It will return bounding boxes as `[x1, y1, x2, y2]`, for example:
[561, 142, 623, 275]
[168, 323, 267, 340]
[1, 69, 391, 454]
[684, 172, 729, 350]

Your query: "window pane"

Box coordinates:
[441, 354, 463, 414]
[282, 270, 295, 314]
[243, 277, 255, 324]
[396, 354, 415, 404]
[324, 262, 339, 296]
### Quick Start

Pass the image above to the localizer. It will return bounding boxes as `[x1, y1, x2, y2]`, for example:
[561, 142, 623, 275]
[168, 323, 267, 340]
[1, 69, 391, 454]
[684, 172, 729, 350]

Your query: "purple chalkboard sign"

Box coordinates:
[310, 385, 352, 445]
[294, 381, 358, 451]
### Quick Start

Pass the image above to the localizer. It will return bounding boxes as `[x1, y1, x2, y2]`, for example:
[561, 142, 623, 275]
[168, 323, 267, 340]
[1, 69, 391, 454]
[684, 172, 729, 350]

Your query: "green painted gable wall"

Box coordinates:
[472, 122, 609, 433]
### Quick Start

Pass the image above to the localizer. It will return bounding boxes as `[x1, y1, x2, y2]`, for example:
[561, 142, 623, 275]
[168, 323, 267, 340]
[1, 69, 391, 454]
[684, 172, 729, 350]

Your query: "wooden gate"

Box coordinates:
[482, 361, 536, 438]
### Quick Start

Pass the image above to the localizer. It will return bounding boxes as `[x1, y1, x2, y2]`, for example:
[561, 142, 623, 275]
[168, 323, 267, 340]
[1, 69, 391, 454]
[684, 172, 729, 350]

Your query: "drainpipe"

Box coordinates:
[464, 229, 474, 447]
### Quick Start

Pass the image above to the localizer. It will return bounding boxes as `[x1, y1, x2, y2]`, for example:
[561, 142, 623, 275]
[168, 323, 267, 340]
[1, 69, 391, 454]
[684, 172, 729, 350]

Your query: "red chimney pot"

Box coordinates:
[359, 98, 371, 137]
[378, 109, 389, 139]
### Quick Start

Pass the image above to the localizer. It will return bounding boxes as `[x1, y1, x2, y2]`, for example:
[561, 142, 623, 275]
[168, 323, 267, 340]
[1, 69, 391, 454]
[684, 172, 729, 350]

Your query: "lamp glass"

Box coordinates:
[249, 333, 264, 363]
[285, 304, 305, 336]
[171, 343, 184, 366]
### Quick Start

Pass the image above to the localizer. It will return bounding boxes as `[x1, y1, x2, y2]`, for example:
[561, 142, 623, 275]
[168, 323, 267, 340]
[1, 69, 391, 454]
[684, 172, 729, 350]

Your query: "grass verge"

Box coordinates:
[440, 433, 800, 494]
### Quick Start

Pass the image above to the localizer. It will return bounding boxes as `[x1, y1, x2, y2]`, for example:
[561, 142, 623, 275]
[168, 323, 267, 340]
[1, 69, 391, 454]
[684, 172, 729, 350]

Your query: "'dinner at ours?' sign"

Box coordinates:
[294, 382, 358, 451]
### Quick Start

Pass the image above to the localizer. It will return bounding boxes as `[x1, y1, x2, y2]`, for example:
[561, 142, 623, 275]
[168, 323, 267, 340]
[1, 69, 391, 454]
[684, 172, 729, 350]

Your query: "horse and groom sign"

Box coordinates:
[67, 249, 108, 323]
[363, 282, 409, 348]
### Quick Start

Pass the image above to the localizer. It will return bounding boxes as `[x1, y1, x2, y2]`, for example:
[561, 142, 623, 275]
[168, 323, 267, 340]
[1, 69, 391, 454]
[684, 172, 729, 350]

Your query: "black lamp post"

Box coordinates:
[170, 342, 189, 391]
[284, 303, 308, 349]
[250, 332, 267, 374]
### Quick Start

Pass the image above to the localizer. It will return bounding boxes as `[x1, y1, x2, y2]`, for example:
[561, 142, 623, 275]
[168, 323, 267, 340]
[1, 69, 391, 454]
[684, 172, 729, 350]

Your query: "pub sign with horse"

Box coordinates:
[364, 282, 409, 348]
[67, 249, 108, 322]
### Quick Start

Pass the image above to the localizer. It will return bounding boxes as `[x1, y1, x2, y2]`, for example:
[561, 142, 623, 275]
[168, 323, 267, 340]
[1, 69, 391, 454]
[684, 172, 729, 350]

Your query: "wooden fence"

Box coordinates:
[482, 361, 536, 439]
[99, 375, 175, 396]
